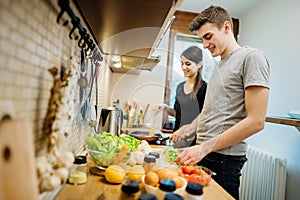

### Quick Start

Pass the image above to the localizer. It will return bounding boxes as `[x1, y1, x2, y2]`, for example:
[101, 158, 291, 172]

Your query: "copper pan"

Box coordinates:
[127, 130, 169, 143]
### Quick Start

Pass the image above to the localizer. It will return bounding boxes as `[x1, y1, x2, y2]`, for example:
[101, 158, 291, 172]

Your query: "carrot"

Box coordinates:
[121, 145, 129, 152]
[112, 145, 128, 165]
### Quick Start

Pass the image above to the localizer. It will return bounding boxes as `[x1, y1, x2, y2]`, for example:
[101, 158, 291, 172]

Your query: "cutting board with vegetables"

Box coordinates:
[0, 119, 38, 200]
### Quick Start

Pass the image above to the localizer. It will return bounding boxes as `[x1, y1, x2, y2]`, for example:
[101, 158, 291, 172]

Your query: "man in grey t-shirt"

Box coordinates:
[171, 6, 270, 200]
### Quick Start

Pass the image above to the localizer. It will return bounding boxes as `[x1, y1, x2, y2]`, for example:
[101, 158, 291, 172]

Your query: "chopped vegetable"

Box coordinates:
[164, 147, 179, 162]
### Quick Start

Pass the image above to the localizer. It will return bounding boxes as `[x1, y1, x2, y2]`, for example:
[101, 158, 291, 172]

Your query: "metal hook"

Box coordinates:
[57, 0, 70, 25]
[78, 37, 86, 49]
[85, 38, 94, 54]
[69, 16, 80, 39]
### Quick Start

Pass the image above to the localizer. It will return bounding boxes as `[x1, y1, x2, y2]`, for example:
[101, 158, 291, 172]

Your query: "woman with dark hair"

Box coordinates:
[153, 46, 207, 148]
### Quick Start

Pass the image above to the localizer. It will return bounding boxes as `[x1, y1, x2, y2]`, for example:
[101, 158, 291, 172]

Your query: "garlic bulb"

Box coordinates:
[57, 151, 74, 168]
[39, 174, 61, 192]
[53, 168, 69, 183]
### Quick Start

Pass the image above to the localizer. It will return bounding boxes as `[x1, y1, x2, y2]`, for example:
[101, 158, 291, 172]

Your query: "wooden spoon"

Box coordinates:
[149, 114, 157, 136]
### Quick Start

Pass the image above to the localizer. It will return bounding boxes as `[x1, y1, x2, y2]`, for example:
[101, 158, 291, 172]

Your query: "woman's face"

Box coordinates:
[181, 56, 202, 78]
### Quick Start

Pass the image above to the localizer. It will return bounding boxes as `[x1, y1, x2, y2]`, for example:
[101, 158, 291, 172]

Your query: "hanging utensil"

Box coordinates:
[87, 58, 97, 127]
[78, 49, 88, 90]
[77, 49, 89, 125]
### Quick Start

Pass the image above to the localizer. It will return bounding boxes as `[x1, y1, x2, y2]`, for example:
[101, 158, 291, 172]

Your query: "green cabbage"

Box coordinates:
[85, 132, 140, 166]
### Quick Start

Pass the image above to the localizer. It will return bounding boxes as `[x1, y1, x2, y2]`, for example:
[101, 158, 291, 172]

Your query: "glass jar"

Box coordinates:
[119, 178, 140, 200]
[183, 182, 204, 200]
[142, 155, 156, 172]
[138, 193, 158, 200]
[164, 192, 183, 200]
[68, 155, 88, 185]
[149, 152, 164, 167]
[156, 179, 176, 200]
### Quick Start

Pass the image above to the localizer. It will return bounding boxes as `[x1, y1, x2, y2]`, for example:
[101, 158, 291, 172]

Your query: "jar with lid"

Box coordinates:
[156, 178, 176, 200]
[138, 193, 157, 200]
[119, 178, 140, 200]
[183, 182, 204, 200]
[149, 152, 160, 166]
[68, 155, 88, 185]
[142, 155, 156, 172]
[164, 192, 183, 200]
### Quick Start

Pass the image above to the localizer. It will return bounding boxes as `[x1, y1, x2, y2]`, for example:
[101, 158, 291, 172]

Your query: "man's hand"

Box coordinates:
[174, 136, 219, 165]
[174, 145, 206, 165]
[169, 122, 197, 143]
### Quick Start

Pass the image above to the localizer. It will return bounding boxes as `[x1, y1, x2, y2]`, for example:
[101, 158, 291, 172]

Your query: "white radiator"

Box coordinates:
[240, 145, 287, 200]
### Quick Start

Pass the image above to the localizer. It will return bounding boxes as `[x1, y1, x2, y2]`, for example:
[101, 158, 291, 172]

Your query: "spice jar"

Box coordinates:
[149, 152, 162, 167]
[156, 178, 176, 200]
[68, 155, 88, 185]
[183, 182, 204, 200]
[119, 178, 140, 200]
[138, 193, 158, 200]
[164, 192, 183, 200]
[143, 155, 156, 172]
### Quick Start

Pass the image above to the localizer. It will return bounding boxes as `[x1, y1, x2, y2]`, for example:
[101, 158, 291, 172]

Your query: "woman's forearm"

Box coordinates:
[165, 106, 176, 117]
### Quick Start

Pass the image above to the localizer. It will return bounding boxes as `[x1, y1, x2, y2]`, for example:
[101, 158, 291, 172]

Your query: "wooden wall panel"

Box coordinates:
[171, 10, 239, 40]
[171, 11, 198, 35]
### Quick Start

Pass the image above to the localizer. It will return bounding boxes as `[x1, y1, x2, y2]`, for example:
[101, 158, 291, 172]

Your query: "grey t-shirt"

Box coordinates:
[196, 46, 270, 156]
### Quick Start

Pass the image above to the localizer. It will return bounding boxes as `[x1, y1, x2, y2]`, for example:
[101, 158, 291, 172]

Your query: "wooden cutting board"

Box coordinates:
[0, 119, 38, 200]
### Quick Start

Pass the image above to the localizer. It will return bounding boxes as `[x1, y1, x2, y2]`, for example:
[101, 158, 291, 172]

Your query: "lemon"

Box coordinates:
[104, 165, 126, 184]
[128, 165, 145, 182]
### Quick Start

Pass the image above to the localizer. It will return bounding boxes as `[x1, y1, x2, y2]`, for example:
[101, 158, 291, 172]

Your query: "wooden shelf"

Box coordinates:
[266, 117, 300, 131]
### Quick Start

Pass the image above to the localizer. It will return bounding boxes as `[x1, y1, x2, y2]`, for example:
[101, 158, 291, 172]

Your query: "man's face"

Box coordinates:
[196, 22, 226, 58]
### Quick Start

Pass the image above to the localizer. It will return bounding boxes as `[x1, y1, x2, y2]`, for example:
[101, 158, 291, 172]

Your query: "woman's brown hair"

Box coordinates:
[181, 46, 203, 99]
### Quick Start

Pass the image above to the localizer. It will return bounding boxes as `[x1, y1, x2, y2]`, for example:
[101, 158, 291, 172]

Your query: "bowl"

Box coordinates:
[142, 175, 187, 196]
[178, 165, 214, 186]
[287, 111, 300, 120]
[87, 149, 131, 169]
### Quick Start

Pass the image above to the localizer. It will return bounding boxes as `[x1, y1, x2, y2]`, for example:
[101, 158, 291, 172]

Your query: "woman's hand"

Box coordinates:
[152, 104, 168, 115]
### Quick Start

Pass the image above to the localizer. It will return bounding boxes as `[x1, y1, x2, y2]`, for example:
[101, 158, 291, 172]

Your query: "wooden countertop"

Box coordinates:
[55, 146, 234, 200]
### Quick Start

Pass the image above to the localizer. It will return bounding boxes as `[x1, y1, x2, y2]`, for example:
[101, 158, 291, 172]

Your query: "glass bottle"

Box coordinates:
[164, 192, 183, 200]
[119, 178, 140, 200]
[142, 155, 156, 172]
[156, 179, 176, 200]
[68, 155, 88, 185]
[149, 152, 160, 166]
[183, 182, 204, 200]
[138, 193, 158, 200]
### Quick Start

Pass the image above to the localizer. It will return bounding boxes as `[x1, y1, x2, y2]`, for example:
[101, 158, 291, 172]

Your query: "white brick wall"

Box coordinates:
[0, 0, 112, 156]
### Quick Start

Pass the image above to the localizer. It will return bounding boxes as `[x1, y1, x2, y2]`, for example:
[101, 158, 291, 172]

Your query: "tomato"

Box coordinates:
[187, 174, 207, 186]
[192, 167, 203, 175]
[187, 174, 200, 183]
[202, 174, 211, 185]
[182, 166, 193, 174]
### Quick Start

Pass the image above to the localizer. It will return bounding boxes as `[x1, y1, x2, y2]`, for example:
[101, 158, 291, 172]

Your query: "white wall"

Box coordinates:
[111, 30, 171, 130]
[239, 0, 300, 199]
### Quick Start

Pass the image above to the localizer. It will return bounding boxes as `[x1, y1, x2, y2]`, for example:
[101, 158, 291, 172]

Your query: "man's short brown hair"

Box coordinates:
[189, 5, 232, 33]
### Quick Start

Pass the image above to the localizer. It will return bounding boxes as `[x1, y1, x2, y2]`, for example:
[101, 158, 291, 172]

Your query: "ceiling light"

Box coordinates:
[113, 62, 122, 68]
[111, 55, 121, 62]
